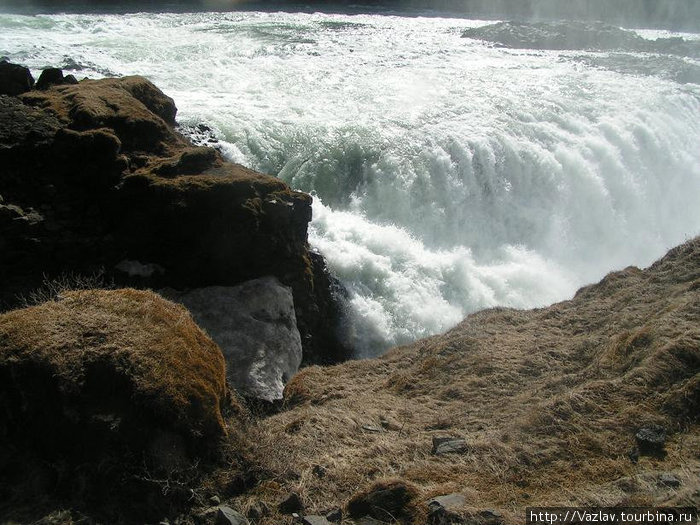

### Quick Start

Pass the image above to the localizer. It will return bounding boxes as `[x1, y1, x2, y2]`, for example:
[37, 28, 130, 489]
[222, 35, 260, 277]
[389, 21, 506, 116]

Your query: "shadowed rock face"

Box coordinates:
[0, 65, 351, 365]
[0, 61, 34, 96]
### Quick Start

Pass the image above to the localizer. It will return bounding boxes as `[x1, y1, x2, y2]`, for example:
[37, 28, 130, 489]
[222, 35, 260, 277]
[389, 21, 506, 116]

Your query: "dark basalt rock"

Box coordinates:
[635, 425, 667, 456]
[0, 60, 34, 96]
[36, 67, 65, 90]
[278, 492, 304, 514]
[300, 250, 353, 365]
[326, 508, 343, 523]
[0, 61, 352, 366]
[659, 473, 681, 488]
[432, 436, 468, 455]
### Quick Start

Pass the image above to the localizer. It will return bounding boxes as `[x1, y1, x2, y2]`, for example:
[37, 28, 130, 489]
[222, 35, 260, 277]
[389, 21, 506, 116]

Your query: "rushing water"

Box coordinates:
[2, 10, 700, 355]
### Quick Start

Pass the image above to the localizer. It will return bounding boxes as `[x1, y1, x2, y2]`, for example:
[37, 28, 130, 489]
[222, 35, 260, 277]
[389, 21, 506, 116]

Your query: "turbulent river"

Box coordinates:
[2, 10, 700, 355]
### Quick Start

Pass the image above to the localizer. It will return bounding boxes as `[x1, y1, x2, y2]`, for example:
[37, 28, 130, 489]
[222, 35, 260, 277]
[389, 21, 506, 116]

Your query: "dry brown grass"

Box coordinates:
[229, 238, 700, 524]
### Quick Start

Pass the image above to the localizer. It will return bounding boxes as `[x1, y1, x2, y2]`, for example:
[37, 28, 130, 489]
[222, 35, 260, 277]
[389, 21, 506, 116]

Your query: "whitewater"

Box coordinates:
[2, 10, 699, 355]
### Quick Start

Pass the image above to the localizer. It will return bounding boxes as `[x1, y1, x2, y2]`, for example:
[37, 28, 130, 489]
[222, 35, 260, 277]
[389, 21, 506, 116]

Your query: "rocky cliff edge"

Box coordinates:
[0, 61, 350, 365]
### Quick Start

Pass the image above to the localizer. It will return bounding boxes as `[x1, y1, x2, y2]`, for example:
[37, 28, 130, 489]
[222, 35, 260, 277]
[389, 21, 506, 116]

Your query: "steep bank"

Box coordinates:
[0, 62, 350, 364]
[237, 237, 700, 524]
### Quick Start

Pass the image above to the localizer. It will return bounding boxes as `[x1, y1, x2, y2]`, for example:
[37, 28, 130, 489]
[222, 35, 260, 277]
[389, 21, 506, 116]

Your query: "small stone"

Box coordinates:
[210, 495, 221, 505]
[659, 473, 681, 488]
[478, 509, 504, 524]
[379, 415, 401, 431]
[635, 425, 667, 455]
[326, 508, 342, 523]
[279, 492, 304, 514]
[427, 493, 465, 525]
[302, 516, 333, 525]
[428, 493, 466, 509]
[628, 447, 640, 463]
[361, 424, 382, 433]
[246, 501, 270, 521]
[432, 436, 468, 455]
[216, 506, 249, 525]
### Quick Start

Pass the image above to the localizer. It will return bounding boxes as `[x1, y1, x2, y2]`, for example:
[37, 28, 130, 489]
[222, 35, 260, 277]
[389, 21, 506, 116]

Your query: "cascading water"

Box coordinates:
[2, 11, 699, 355]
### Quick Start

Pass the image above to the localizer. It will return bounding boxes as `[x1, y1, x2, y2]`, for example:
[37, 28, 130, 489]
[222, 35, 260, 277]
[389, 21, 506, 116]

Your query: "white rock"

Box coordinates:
[164, 277, 302, 401]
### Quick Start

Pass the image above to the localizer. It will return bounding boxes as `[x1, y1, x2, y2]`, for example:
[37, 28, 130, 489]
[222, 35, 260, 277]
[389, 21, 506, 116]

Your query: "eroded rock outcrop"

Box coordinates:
[0, 63, 351, 366]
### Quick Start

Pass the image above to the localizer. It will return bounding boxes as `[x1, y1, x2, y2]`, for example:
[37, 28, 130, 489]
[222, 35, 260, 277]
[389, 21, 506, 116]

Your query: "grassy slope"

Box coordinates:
[233, 238, 699, 523]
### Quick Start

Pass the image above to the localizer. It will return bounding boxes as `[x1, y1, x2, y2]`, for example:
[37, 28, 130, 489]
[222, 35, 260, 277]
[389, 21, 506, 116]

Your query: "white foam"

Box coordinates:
[310, 201, 579, 355]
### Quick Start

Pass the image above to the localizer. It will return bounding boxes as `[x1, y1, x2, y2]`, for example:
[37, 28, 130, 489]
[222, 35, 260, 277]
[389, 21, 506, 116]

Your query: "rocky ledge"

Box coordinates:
[462, 20, 700, 58]
[0, 60, 351, 367]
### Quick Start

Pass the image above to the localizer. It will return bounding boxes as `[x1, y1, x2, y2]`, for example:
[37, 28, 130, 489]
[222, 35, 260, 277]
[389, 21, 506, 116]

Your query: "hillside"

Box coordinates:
[235, 237, 699, 524]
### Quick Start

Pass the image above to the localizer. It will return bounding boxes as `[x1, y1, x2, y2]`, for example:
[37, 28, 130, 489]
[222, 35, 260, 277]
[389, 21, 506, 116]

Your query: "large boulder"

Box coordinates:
[0, 60, 34, 96]
[0, 289, 239, 520]
[35, 67, 66, 90]
[114, 168, 312, 289]
[164, 277, 303, 402]
[0, 289, 231, 460]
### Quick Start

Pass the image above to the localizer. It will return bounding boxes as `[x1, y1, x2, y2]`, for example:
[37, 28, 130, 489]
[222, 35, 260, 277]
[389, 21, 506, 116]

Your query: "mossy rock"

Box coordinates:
[0, 288, 236, 508]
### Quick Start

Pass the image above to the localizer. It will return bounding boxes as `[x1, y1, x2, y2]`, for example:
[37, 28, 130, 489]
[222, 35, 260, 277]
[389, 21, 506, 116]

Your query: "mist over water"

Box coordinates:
[2, 11, 699, 355]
